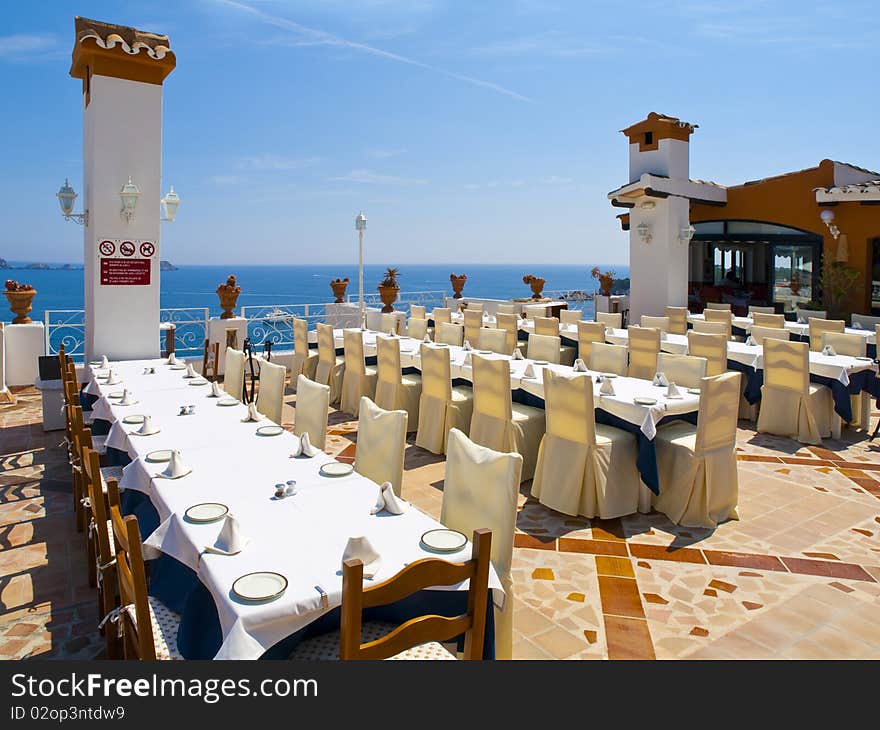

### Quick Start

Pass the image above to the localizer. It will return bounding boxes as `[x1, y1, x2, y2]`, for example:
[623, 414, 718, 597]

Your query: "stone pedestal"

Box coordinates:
[208, 316, 248, 375]
[35, 376, 65, 431]
[366, 308, 404, 332]
[325, 303, 361, 329]
[4, 322, 46, 386]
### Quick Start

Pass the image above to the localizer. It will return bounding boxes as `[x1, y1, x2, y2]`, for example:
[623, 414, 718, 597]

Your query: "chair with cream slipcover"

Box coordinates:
[477, 328, 509, 355]
[495, 312, 519, 355]
[469, 355, 545, 482]
[409, 304, 426, 320]
[496, 303, 516, 315]
[577, 321, 606, 363]
[380, 313, 400, 335]
[749, 325, 790, 346]
[291, 318, 318, 392]
[294, 374, 329, 450]
[686, 331, 727, 376]
[756, 338, 835, 444]
[223, 347, 246, 401]
[374, 335, 421, 431]
[315, 323, 345, 405]
[652, 371, 741, 528]
[532, 368, 641, 519]
[656, 352, 707, 389]
[432, 307, 451, 325]
[796, 307, 826, 322]
[353, 396, 407, 497]
[340, 329, 377, 417]
[641, 315, 670, 332]
[415, 344, 474, 454]
[589, 342, 628, 375]
[822, 331, 865, 357]
[751, 313, 785, 328]
[595, 311, 622, 329]
[808, 318, 845, 352]
[406, 317, 429, 341]
[851, 313, 880, 330]
[560, 309, 583, 325]
[526, 333, 562, 364]
[705, 302, 731, 311]
[627, 326, 660, 380]
[524, 304, 547, 320]
[442, 428, 522, 660]
[463, 309, 482, 346]
[664, 306, 688, 335]
[466, 301, 484, 312]
[748, 305, 775, 315]
[436, 321, 464, 346]
[256, 359, 287, 423]
[704, 309, 733, 339]
[534, 316, 575, 365]
[691, 320, 729, 337]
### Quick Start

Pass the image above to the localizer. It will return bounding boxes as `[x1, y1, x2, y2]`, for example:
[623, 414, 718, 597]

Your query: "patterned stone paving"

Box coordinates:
[2, 379, 880, 660]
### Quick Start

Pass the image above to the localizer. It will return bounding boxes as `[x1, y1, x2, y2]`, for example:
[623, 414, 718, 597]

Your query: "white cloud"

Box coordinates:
[237, 154, 321, 170]
[0, 34, 61, 61]
[366, 148, 406, 159]
[328, 169, 428, 185]
[473, 32, 609, 57]
[539, 176, 572, 184]
[209, 174, 246, 185]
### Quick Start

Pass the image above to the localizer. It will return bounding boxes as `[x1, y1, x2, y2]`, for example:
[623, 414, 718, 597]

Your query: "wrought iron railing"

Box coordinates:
[543, 289, 595, 315]
[239, 304, 322, 351]
[44, 310, 87, 361]
[356, 290, 446, 312]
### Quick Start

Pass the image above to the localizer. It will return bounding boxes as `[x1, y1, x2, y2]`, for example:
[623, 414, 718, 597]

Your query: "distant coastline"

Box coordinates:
[0, 258, 178, 271]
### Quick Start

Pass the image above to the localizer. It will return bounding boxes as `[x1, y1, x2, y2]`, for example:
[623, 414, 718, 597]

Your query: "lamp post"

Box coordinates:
[355, 212, 367, 328]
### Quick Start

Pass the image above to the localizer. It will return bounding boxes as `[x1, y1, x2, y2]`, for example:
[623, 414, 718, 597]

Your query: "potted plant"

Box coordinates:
[450, 273, 467, 299]
[4, 280, 37, 324]
[591, 267, 615, 297]
[330, 277, 349, 303]
[378, 267, 400, 313]
[216, 274, 241, 319]
[522, 274, 546, 300]
[789, 270, 801, 296]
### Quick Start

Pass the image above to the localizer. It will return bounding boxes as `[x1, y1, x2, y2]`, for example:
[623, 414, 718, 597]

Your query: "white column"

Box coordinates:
[83, 75, 163, 362]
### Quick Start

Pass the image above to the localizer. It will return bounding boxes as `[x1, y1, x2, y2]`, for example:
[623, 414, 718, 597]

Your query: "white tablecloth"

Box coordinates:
[686, 314, 876, 344]
[87, 357, 503, 660]
[725, 342, 877, 385]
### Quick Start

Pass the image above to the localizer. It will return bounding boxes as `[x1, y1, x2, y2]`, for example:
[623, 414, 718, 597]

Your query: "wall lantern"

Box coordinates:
[56, 178, 88, 225]
[636, 221, 652, 243]
[819, 208, 840, 240]
[161, 186, 180, 223]
[680, 224, 696, 243]
[120, 177, 141, 223]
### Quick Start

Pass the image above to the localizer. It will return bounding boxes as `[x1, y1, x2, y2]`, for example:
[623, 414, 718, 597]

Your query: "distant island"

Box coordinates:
[0, 258, 178, 271]
[160, 260, 178, 271]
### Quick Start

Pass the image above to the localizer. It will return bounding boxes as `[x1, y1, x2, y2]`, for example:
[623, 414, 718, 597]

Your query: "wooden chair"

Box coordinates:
[201, 339, 220, 382]
[109, 507, 183, 660]
[288, 528, 493, 660]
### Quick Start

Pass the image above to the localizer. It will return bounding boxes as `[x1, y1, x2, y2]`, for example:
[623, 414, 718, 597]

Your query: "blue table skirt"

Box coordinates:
[728, 360, 880, 423]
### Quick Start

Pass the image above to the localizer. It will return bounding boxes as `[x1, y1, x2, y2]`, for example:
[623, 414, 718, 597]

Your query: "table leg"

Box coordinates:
[637, 483, 653, 514]
[861, 391, 870, 431]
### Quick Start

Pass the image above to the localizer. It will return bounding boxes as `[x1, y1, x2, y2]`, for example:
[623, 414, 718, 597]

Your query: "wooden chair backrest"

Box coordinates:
[109, 506, 155, 660]
[202, 340, 220, 382]
[339, 528, 492, 660]
[83, 446, 117, 570]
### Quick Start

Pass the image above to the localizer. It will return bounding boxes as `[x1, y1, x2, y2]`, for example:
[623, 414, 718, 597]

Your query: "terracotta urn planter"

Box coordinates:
[4, 288, 37, 324]
[216, 274, 241, 319]
[522, 274, 545, 300]
[330, 277, 349, 303]
[378, 285, 399, 313]
[450, 273, 467, 299]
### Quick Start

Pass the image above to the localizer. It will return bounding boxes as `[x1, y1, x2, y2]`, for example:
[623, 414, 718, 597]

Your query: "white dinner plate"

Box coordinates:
[217, 398, 239, 407]
[433, 342, 448, 347]
[420, 529, 467, 554]
[477, 350, 493, 355]
[319, 462, 354, 477]
[189, 379, 209, 386]
[532, 360, 549, 366]
[256, 425, 284, 437]
[232, 572, 288, 603]
[855, 356, 873, 361]
[634, 396, 657, 405]
[169, 364, 187, 370]
[687, 387, 701, 395]
[108, 391, 125, 399]
[146, 449, 173, 463]
[122, 415, 146, 425]
[89, 360, 103, 367]
[602, 373, 618, 379]
[184, 502, 228, 524]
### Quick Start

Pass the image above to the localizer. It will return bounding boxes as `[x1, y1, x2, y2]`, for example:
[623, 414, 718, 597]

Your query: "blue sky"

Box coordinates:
[1, 0, 878, 265]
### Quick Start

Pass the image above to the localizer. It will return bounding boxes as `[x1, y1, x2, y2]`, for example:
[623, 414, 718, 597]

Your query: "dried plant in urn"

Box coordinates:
[522, 274, 545, 300]
[330, 277, 349, 303]
[216, 274, 242, 319]
[591, 267, 615, 297]
[378, 267, 400, 312]
[450, 273, 467, 299]
[4, 280, 37, 324]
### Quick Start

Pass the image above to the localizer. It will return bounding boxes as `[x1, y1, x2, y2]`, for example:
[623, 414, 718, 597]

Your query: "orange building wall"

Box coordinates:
[689, 159, 880, 313]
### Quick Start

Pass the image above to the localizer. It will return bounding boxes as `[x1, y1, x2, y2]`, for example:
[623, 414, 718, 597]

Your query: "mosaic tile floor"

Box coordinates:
[2, 383, 879, 660]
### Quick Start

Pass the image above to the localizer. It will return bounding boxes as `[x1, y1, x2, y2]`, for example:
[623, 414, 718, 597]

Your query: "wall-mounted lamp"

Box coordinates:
[636, 221, 652, 243]
[56, 178, 88, 225]
[819, 208, 840, 240]
[161, 186, 180, 223]
[639, 200, 656, 210]
[120, 177, 141, 223]
[680, 224, 696, 243]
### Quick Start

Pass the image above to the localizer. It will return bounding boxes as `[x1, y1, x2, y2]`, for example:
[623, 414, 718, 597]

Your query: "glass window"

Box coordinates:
[693, 221, 724, 234]
[727, 221, 811, 236]
[772, 245, 814, 312]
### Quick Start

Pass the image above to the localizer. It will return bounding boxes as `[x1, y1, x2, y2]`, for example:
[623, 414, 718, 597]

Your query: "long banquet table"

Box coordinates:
[84, 358, 503, 660]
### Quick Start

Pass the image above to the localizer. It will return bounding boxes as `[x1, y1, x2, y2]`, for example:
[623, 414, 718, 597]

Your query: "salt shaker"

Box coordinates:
[179, 406, 189, 416]
[285, 480, 297, 496]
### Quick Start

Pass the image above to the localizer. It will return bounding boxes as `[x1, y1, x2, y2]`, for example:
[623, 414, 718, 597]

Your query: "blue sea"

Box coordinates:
[4, 263, 629, 323]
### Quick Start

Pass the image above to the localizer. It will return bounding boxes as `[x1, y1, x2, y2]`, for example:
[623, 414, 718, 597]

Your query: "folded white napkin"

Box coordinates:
[573, 358, 588, 372]
[100, 355, 109, 369]
[666, 381, 682, 398]
[423, 333, 432, 343]
[184, 363, 197, 378]
[852, 321, 863, 330]
[167, 352, 178, 365]
[462, 352, 472, 367]
[599, 377, 616, 395]
[342, 536, 382, 579]
[160, 449, 189, 478]
[462, 340, 472, 351]
[300, 432, 320, 457]
[370, 481, 408, 515]
[118, 389, 136, 406]
[209, 381, 223, 398]
[242, 401, 262, 422]
[388, 328, 397, 338]
[822, 344, 837, 356]
[211, 513, 247, 555]
[798, 316, 807, 324]
[522, 362, 536, 378]
[652, 371, 669, 387]
[512, 348, 524, 360]
[105, 368, 122, 386]
[745, 335, 758, 346]
[135, 415, 158, 435]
